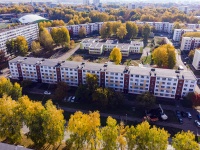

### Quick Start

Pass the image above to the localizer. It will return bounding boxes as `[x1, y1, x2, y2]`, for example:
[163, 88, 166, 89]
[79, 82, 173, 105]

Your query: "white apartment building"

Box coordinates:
[128, 3, 136, 10]
[192, 49, 200, 70]
[80, 39, 143, 56]
[65, 22, 103, 36]
[173, 29, 200, 42]
[9, 57, 197, 99]
[0, 23, 39, 54]
[83, 0, 89, 5]
[180, 37, 200, 51]
[135, 22, 174, 33]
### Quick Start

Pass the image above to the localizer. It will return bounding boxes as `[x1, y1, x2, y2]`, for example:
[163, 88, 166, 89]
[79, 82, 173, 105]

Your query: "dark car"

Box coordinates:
[177, 117, 183, 124]
[181, 111, 187, 118]
[176, 110, 181, 117]
[197, 114, 200, 121]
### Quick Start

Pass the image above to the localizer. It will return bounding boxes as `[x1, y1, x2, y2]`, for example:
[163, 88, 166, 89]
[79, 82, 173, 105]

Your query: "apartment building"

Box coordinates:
[0, 23, 39, 54]
[192, 49, 200, 70]
[135, 21, 174, 33]
[80, 39, 143, 56]
[66, 22, 103, 36]
[180, 37, 200, 51]
[173, 29, 200, 42]
[9, 57, 196, 99]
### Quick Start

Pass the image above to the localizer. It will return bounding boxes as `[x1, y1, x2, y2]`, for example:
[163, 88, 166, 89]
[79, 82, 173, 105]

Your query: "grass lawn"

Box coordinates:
[141, 55, 152, 65]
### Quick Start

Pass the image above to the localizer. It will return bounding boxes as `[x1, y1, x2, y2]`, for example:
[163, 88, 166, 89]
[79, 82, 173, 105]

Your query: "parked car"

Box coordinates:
[185, 57, 189, 60]
[195, 120, 200, 127]
[68, 96, 72, 102]
[71, 96, 75, 103]
[184, 62, 187, 65]
[44, 91, 51, 95]
[186, 112, 192, 119]
[177, 117, 183, 124]
[178, 65, 184, 70]
[197, 114, 200, 121]
[181, 111, 187, 118]
[176, 110, 181, 117]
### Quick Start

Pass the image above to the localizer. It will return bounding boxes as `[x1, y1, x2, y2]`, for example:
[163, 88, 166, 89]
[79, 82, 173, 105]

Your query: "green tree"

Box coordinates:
[15, 36, 28, 56]
[101, 116, 118, 150]
[6, 36, 28, 56]
[125, 21, 138, 39]
[142, 24, 151, 43]
[31, 41, 41, 54]
[39, 28, 54, 51]
[54, 82, 68, 101]
[86, 73, 98, 94]
[11, 82, 22, 100]
[42, 100, 66, 145]
[78, 26, 86, 38]
[126, 126, 137, 150]
[75, 84, 90, 102]
[172, 131, 199, 150]
[0, 77, 22, 100]
[116, 25, 127, 40]
[67, 111, 101, 149]
[58, 27, 70, 48]
[135, 122, 169, 150]
[100, 23, 109, 39]
[50, 27, 60, 45]
[136, 92, 155, 108]
[92, 87, 109, 108]
[109, 47, 122, 65]
[167, 44, 176, 69]
[0, 95, 22, 143]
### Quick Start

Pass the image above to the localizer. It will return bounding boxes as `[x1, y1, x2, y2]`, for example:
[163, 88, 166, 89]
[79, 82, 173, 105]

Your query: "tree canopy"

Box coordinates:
[109, 47, 122, 65]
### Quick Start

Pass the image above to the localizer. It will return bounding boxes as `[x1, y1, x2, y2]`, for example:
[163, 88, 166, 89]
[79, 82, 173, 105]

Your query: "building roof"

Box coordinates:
[18, 14, 47, 24]
[0, 143, 32, 150]
[10, 57, 196, 81]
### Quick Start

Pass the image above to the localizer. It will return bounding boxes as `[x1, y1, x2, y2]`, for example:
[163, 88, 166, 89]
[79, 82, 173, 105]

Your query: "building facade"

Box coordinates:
[180, 37, 200, 51]
[0, 23, 39, 54]
[192, 49, 200, 70]
[9, 57, 197, 99]
[80, 39, 143, 56]
[173, 29, 200, 42]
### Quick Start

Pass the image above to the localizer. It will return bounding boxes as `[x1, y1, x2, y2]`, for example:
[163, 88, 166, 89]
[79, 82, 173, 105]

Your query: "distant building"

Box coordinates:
[0, 23, 39, 55]
[128, 3, 136, 10]
[173, 29, 200, 42]
[83, 0, 89, 5]
[18, 14, 47, 24]
[180, 37, 200, 51]
[178, 6, 189, 14]
[192, 49, 200, 70]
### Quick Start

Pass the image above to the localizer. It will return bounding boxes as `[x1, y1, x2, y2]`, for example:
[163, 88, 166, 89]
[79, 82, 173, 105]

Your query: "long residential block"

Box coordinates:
[180, 37, 200, 51]
[0, 23, 39, 54]
[9, 57, 197, 99]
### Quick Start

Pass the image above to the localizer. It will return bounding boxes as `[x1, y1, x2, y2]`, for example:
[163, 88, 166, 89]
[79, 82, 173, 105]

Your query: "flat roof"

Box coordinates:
[117, 44, 130, 50]
[89, 42, 103, 48]
[0, 23, 37, 34]
[10, 57, 196, 80]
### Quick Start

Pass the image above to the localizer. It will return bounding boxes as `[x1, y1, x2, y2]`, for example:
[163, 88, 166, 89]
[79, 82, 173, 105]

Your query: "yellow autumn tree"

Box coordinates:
[152, 44, 176, 68]
[67, 111, 101, 149]
[116, 25, 127, 39]
[109, 47, 122, 65]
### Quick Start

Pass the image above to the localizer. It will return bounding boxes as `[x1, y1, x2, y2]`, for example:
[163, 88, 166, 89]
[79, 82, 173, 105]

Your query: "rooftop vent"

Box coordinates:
[41, 58, 45, 61]
[154, 73, 156, 76]
[175, 70, 180, 73]
[151, 68, 155, 71]
[24, 58, 27, 60]
[182, 75, 184, 79]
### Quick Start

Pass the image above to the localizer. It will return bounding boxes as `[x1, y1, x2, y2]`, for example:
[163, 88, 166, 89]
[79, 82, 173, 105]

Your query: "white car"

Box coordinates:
[67, 96, 72, 102]
[71, 96, 75, 103]
[195, 120, 200, 127]
[44, 91, 51, 95]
